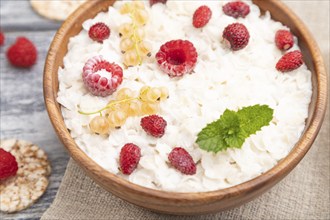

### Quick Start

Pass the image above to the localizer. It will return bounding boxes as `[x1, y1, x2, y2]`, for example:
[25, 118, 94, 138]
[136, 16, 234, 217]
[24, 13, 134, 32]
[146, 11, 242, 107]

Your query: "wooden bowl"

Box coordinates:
[43, 0, 328, 215]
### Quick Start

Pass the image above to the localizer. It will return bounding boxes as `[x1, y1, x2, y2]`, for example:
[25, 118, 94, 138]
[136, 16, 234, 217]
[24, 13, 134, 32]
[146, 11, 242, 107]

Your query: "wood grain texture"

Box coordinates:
[0, 0, 61, 31]
[43, 0, 328, 215]
[0, 1, 70, 219]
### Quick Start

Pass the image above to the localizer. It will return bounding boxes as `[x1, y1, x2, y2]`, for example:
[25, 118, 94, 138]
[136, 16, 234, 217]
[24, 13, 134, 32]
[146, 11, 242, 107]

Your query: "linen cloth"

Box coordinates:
[41, 1, 330, 219]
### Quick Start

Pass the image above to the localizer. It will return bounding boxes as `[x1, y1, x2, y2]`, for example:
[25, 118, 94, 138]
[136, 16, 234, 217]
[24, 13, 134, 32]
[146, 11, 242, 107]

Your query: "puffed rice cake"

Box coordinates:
[0, 139, 51, 213]
[30, 0, 87, 21]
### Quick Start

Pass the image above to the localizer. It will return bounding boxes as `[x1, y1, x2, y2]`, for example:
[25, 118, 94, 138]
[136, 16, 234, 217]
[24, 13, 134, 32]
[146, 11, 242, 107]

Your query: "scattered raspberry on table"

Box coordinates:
[0, 32, 4, 46]
[6, 37, 37, 67]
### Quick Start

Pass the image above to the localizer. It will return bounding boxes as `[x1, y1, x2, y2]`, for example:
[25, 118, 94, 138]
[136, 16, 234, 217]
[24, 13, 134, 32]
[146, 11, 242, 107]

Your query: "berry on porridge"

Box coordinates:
[276, 50, 304, 72]
[275, 29, 294, 51]
[155, 39, 198, 77]
[88, 22, 111, 43]
[223, 1, 250, 19]
[192, 5, 212, 28]
[222, 23, 250, 51]
[82, 55, 123, 97]
[141, 115, 167, 138]
[168, 147, 196, 175]
[119, 143, 141, 175]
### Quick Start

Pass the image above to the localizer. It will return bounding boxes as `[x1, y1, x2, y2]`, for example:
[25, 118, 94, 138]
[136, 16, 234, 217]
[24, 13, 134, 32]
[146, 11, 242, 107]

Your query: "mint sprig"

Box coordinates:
[196, 105, 274, 153]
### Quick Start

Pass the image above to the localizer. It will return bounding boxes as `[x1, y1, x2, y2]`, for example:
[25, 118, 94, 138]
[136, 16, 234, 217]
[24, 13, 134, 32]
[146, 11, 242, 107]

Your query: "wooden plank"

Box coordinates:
[0, 2, 70, 219]
[0, 0, 61, 31]
[0, 31, 70, 219]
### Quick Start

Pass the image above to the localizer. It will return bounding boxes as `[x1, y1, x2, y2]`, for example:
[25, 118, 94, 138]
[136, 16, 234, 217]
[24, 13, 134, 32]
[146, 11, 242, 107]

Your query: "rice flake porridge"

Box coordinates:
[57, 0, 312, 192]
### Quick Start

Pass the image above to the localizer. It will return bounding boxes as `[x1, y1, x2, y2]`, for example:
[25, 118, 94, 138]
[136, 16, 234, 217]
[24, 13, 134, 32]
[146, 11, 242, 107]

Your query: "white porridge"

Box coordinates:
[57, 0, 312, 192]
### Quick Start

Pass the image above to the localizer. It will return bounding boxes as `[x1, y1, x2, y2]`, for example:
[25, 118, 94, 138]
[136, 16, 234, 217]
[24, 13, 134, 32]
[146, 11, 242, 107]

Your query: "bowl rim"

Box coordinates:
[43, 0, 328, 203]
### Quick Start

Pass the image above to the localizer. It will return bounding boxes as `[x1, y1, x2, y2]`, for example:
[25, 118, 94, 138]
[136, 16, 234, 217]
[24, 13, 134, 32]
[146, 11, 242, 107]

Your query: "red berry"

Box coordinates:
[168, 147, 196, 175]
[149, 0, 167, 6]
[275, 30, 294, 51]
[222, 23, 250, 51]
[155, 40, 198, 77]
[276, 50, 304, 72]
[223, 1, 250, 18]
[141, 115, 167, 138]
[0, 148, 18, 180]
[119, 143, 141, 175]
[0, 32, 4, 46]
[82, 55, 123, 97]
[193, 5, 212, 28]
[88, 22, 110, 43]
[6, 37, 37, 67]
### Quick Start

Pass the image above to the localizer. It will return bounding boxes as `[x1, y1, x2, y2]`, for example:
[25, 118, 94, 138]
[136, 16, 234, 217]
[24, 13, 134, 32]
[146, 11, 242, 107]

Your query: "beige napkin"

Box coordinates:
[41, 1, 330, 219]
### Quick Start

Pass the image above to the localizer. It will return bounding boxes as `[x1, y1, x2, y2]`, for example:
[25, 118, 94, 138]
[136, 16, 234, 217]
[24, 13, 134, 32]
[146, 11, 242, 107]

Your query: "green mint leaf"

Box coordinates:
[224, 131, 246, 149]
[237, 105, 274, 136]
[196, 110, 237, 152]
[196, 105, 273, 153]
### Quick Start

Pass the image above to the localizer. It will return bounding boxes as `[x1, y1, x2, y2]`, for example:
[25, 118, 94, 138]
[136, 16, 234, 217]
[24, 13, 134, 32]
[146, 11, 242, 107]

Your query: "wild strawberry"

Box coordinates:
[168, 147, 196, 175]
[119, 143, 141, 175]
[88, 22, 111, 43]
[141, 115, 167, 138]
[223, 1, 250, 18]
[276, 50, 304, 72]
[6, 37, 37, 67]
[149, 0, 167, 6]
[222, 23, 250, 51]
[155, 39, 198, 77]
[193, 5, 212, 28]
[82, 55, 123, 97]
[0, 148, 18, 180]
[275, 30, 294, 51]
[0, 32, 4, 46]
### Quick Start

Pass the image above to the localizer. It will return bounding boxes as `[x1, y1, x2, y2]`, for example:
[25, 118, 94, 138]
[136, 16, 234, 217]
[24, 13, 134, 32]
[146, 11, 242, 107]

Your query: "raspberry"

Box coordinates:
[223, 1, 250, 18]
[82, 55, 123, 97]
[222, 23, 250, 51]
[0, 148, 18, 180]
[141, 115, 167, 138]
[168, 147, 196, 175]
[149, 0, 167, 6]
[6, 37, 37, 67]
[193, 5, 212, 28]
[88, 22, 110, 43]
[119, 143, 141, 175]
[275, 30, 294, 51]
[155, 40, 198, 77]
[0, 32, 4, 46]
[276, 50, 304, 72]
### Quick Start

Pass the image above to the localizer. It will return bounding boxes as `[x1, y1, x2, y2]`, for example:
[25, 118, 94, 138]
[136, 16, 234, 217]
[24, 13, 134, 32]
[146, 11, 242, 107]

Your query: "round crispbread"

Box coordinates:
[0, 139, 51, 213]
[30, 0, 87, 21]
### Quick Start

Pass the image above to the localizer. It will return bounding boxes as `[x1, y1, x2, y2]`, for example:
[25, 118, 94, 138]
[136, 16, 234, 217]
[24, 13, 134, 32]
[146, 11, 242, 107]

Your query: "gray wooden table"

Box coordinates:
[0, 1, 69, 219]
[1, 1, 329, 220]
